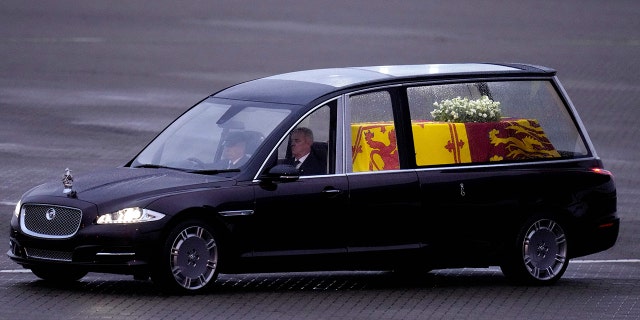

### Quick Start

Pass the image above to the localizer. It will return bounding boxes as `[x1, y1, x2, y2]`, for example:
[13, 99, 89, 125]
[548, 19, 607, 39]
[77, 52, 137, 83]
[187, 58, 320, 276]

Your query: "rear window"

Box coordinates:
[406, 80, 588, 166]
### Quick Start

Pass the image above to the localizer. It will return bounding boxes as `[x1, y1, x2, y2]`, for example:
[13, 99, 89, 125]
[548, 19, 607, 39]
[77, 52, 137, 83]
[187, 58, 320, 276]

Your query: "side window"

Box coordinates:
[407, 80, 587, 166]
[275, 102, 334, 175]
[349, 91, 399, 172]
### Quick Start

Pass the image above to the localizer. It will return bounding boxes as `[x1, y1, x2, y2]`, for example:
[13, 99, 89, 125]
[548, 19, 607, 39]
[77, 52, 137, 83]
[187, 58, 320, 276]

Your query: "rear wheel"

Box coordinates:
[500, 216, 569, 285]
[151, 219, 220, 294]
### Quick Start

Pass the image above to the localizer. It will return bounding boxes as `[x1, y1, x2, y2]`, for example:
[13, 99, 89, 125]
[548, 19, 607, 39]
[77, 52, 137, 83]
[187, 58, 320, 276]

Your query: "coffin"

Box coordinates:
[351, 118, 560, 172]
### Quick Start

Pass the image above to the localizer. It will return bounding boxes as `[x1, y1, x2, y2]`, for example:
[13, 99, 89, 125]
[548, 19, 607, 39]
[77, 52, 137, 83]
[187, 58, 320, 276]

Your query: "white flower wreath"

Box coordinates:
[430, 95, 502, 122]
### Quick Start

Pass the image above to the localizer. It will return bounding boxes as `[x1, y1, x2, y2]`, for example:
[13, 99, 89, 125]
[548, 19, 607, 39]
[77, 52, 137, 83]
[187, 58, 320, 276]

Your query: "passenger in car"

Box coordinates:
[287, 127, 326, 175]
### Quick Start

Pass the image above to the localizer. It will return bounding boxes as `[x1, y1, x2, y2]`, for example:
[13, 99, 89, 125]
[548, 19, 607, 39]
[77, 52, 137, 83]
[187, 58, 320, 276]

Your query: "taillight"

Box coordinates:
[598, 222, 615, 229]
[591, 168, 613, 176]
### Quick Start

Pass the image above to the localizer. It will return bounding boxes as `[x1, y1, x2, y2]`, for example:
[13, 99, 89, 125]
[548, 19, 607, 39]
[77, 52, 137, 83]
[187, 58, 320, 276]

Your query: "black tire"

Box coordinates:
[500, 216, 569, 285]
[151, 219, 220, 294]
[31, 266, 88, 282]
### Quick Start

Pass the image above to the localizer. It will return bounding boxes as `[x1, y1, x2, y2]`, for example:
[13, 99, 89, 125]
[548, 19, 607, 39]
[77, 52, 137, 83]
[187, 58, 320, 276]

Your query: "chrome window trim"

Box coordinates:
[341, 156, 600, 176]
[335, 95, 346, 174]
[253, 78, 593, 179]
[253, 97, 341, 181]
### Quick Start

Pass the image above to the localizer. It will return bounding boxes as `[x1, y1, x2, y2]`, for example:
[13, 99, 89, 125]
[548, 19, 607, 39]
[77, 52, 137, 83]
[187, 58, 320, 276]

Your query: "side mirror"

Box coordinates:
[259, 164, 300, 183]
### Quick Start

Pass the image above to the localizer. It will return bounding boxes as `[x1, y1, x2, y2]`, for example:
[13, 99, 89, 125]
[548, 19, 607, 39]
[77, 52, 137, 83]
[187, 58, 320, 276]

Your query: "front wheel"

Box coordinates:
[151, 220, 220, 294]
[500, 217, 569, 285]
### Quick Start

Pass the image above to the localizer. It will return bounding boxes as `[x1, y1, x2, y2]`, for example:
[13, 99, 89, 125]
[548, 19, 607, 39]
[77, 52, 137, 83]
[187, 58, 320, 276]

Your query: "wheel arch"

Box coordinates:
[498, 198, 578, 262]
[149, 205, 252, 278]
[499, 207, 573, 285]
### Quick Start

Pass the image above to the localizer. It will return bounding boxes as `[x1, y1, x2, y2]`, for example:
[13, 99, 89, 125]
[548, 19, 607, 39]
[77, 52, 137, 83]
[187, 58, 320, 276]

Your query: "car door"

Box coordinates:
[252, 176, 349, 260]
[405, 82, 514, 260]
[251, 101, 350, 267]
[344, 89, 424, 267]
[405, 79, 590, 262]
[414, 169, 502, 258]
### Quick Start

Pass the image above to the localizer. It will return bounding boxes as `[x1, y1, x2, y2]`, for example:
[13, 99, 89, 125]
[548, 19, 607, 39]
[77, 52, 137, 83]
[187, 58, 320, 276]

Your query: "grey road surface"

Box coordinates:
[1, 1, 639, 319]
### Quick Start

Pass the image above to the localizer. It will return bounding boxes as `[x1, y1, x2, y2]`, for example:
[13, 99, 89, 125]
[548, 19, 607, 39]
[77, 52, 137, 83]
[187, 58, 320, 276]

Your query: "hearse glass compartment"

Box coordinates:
[406, 80, 588, 166]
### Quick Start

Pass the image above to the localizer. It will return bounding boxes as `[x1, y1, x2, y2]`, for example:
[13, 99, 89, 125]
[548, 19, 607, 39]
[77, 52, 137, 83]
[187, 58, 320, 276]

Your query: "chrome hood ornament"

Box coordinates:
[62, 168, 77, 197]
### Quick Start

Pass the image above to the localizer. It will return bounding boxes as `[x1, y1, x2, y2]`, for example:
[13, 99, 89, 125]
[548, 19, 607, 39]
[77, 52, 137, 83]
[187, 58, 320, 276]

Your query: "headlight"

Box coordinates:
[14, 200, 22, 218]
[96, 207, 165, 224]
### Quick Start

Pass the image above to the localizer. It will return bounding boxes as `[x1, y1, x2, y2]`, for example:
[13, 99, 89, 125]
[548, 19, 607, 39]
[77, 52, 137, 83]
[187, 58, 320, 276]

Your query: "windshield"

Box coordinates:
[131, 97, 292, 172]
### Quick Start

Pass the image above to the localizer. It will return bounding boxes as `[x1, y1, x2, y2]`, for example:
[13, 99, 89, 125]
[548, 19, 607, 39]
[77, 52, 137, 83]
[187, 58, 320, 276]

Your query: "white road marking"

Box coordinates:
[572, 259, 640, 264]
[0, 269, 31, 273]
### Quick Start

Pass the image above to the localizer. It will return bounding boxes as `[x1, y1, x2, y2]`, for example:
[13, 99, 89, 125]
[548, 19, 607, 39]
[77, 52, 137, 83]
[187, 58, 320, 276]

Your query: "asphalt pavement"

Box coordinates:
[1, 1, 639, 319]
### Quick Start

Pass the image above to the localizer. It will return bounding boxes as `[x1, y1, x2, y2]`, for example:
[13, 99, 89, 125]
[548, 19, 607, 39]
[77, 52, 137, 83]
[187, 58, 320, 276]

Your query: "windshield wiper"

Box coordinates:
[188, 168, 241, 175]
[133, 164, 240, 175]
[133, 164, 186, 171]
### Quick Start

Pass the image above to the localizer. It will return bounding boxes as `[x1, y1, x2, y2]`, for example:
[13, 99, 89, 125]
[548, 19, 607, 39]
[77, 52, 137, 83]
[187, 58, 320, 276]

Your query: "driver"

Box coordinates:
[217, 132, 250, 168]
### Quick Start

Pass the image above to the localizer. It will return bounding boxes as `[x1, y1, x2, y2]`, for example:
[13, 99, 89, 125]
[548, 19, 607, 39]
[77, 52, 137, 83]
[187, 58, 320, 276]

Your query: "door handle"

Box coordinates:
[322, 188, 342, 198]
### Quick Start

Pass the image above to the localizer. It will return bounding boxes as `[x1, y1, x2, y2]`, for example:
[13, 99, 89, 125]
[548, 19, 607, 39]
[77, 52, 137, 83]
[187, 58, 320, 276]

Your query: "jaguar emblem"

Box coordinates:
[45, 208, 56, 221]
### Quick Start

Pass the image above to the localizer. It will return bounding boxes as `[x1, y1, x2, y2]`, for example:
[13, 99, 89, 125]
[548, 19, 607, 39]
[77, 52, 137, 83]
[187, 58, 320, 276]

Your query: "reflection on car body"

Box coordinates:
[8, 63, 618, 294]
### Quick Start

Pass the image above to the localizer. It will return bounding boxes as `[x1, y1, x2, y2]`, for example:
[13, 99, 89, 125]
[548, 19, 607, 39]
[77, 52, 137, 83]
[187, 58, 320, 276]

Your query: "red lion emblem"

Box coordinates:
[363, 127, 398, 170]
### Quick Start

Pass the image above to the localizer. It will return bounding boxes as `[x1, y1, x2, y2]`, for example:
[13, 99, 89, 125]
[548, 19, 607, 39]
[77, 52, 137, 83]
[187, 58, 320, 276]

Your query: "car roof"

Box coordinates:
[213, 63, 555, 105]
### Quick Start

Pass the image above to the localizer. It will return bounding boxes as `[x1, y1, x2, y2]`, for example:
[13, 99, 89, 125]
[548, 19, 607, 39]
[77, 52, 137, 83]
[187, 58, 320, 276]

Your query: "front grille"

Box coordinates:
[21, 204, 82, 239]
[24, 247, 73, 262]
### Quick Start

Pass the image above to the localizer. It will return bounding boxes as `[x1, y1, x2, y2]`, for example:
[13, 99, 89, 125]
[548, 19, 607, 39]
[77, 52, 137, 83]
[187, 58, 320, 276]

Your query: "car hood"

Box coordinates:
[22, 167, 235, 206]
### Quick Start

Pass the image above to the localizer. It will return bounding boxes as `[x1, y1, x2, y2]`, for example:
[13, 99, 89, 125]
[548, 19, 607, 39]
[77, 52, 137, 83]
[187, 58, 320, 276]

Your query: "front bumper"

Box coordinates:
[8, 224, 163, 275]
